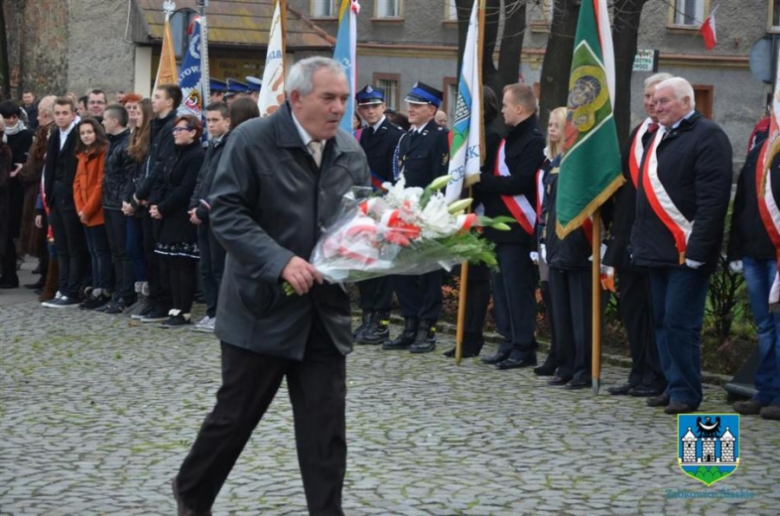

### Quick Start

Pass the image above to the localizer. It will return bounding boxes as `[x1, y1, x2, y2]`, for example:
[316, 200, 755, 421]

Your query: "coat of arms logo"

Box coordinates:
[677, 414, 740, 486]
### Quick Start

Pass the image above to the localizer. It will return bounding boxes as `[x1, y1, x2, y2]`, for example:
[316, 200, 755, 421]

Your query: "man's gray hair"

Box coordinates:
[286, 57, 346, 97]
[644, 72, 673, 89]
[655, 77, 696, 110]
[38, 95, 57, 116]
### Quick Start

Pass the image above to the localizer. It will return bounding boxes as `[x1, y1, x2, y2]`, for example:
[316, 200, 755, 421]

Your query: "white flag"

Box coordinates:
[258, 0, 286, 117]
[445, 0, 483, 204]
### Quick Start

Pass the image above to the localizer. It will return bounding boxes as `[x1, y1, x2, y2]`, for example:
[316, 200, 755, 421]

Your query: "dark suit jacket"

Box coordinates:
[43, 125, 79, 210]
[396, 119, 449, 188]
[359, 117, 403, 184]
[209, 102, 370, 360]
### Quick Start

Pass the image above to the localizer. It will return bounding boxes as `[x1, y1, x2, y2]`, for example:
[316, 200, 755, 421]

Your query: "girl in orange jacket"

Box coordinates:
[73, 118, 112, 308]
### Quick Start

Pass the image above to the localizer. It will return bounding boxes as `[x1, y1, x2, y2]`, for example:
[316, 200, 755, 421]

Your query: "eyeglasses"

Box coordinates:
[172, 126, 193, 133]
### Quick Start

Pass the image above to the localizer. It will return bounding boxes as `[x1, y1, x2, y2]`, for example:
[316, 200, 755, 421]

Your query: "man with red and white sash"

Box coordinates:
[603, 73, 671, 398]
[473, 83, 545, 370]
[631, 77, 732, 415]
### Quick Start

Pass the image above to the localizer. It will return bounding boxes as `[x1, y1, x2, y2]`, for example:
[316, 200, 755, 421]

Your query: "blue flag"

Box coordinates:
[333, 1, 359, 133]
[178, 17, 207, 141]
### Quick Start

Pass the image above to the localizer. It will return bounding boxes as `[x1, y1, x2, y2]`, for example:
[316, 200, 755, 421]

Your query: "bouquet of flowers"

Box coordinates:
[285, 176, 512, 291]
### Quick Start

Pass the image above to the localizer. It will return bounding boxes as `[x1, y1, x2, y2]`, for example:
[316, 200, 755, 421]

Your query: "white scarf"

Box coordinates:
[4, 119, 26, 136]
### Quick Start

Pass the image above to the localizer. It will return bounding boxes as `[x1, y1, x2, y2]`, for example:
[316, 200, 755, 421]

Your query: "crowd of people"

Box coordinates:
[0, 68, 778, 427]
[2, 56, 779, 515]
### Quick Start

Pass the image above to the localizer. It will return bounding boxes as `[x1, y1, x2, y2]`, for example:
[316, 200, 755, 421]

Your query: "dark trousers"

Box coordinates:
[742, 257, 780, 405]
[1, 233, 17, 282]
[648, 266, 710, 408]
[126, 216, 147, 283]
[176, 319, 347, 515]
[540, 279, 557, 367]
[161, 255, 197, 314]
[462, 263, 491, 345]
[357, 277, 393, 312]
[104, 209, 135, 300]
[491, 243, 538, 359]
[549, 267, 592, 381]
[142, 212, 170, 309]
[198, 223, 226, 318]
[49, 205, 89, 298]
[393, 270, 442, 321]
[616, 267, 665, 390]
[84, 224, 112, 290]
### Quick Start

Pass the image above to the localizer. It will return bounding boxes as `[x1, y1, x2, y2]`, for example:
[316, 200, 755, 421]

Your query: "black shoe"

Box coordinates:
[24, 278, 45, 290]
[160, 313, 191, 328]
[102, 299, 127, 314]
[607, 383, 634, 396]
[443, 344, 482, 359]
[132, 302, 156, 320]
[357, 311, 390, 345]
[664, 401, 696, 415]
[80, 294, 109, 310]
[0, 276, 20, 289]
[172, 477, 212, 516]
[547, 376, 571, 386]
[409, 320, 436, 354]
[383, 317, 418, 350]
[354, 311, 372, 341]
[481, 351, 510, 365]
[629, 385, 664, 398]
[496, 355, 537, 370]
[533, 364, 556, 376]
[565, 378, 591, 390]
[140, 308, 170, 323]
[646, 393, 670, 407]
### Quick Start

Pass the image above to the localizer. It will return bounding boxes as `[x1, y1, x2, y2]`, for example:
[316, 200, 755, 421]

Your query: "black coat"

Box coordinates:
[603, 122, 659, 270]
[727, 129, 775, 262]
[102, 129, 132, 210]
[189, 132, 230, 221]
[135, 110, 176, 203]
[43, 125, 79, 211]
[631, 112, 733, 269]
[474, 115, 545, 244]
[154, 141, 205, 245]
[396, 119, 449, 188]
[24, 105, 39, 131]
[209, 102, 370, 360]
[359, 117, 404, 184]
[544, 169, 593, 270]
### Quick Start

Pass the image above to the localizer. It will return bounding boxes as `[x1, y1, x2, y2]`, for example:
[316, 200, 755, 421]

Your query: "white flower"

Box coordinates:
[419, 192, 459, 239]
[383, 177, 424, 213]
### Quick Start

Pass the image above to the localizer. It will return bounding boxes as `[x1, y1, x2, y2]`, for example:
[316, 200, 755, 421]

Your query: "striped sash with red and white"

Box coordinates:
[756, 140, 780, 307]
[495, 139, 535, 235]
[640, 128, 694, 264]
[628, 118, 654, 188]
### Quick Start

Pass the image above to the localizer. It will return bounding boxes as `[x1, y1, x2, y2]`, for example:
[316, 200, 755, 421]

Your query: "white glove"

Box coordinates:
[529, 251, 539, 265]
[685, 259, 704, 270]
[728, 260, 743, 274]
[588, 243, 608, 262]
[540, 244, 547, 264]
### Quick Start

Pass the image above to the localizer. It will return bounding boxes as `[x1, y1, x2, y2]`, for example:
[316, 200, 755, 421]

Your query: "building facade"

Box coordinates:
[3, 0, 773, 155]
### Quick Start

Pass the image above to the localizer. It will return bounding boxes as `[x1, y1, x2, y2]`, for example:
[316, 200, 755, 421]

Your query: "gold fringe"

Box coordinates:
[555, 174, 626, 239]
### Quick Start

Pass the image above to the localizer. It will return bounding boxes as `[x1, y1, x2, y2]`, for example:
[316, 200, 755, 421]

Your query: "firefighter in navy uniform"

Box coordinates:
[384, 82, 450, 354]
[353, 85, 404, 345]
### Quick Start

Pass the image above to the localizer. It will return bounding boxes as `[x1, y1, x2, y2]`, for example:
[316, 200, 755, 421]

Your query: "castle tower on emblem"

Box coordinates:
[678, 417, 738, 465]
[682, 428, 697, 462]
[720, 427, 735, 463]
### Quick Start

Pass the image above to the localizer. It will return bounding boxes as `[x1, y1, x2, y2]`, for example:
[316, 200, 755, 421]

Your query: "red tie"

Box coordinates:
[647, 122, 659, 134]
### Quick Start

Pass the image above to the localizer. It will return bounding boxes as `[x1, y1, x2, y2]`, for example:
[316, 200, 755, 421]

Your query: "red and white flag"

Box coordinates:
[700, 6, 717, 50]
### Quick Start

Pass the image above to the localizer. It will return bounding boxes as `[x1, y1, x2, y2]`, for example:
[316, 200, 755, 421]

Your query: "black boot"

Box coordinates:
[410, 319, 436, 354]
[357, 311, 390, 345]
[383, 317, 418, 350]
[353, 311, 373, 341]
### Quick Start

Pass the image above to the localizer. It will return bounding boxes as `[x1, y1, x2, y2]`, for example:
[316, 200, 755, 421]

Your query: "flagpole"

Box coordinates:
[455, 0, 485, 366]
[199, 0, 210, 103]
[592, 208, 602, 394]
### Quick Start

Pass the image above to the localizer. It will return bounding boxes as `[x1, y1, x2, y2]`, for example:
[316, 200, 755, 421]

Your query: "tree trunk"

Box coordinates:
[537, 0, 581, 130]
[496, 0, 526, 94]
[612, 0, 649, 147]
[0, 0, 10, 98]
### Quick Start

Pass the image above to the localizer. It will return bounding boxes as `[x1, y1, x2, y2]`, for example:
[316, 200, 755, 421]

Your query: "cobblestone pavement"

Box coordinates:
[1, 300, 778, 516]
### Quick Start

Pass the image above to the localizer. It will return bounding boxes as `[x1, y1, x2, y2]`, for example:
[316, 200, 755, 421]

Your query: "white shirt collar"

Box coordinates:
[59, 119, 78, 150]
[371, 116, 386, 132]
[291, 110, 325, 149]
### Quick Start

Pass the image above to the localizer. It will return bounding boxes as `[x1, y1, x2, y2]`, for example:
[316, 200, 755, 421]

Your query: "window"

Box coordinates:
[693, 85, 713, 119]
[530, 0, 554, 33]
[312, 0, 336, 18]
[170, 8, 197, 61]
[373, 73, 400, 110]
[445, 0, 458, 21]
[770, 0, 780, 31]
[670, 0, 708, 27]
[376, 0, 401, 18]
[443, 78, 458, 125]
